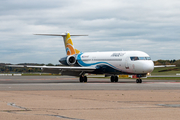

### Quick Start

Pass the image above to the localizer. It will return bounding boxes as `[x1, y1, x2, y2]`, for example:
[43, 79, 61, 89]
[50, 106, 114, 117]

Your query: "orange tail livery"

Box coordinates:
[62, 32, 80, 56]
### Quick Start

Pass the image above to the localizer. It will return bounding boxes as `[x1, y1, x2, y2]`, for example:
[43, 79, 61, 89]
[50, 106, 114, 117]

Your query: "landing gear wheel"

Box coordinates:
[136, 79, 139, 83]
[114, 76, 118, 82]
[79, 75, 88, 83]
[111, 76, 118, 82]
[111, 76, 115, 82]
[139, 79, 142, 83]
[136, 79, 142, 83]
[84, 76, 87, 82]
[80, 76, 84, 82]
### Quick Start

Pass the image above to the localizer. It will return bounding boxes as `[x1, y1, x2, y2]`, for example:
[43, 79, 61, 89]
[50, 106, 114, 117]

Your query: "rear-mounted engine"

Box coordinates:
[59, 55, 77, 66]
[67, 55, 76, 65]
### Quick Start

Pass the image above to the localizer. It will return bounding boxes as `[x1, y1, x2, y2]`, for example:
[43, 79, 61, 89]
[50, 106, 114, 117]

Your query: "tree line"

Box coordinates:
[0, 59, 180, 73]
[0, 63, 61, 73]
[154, 59, 180, 67]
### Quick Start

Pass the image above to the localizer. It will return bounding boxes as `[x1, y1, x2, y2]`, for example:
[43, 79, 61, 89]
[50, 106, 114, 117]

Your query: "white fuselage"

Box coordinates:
[76, 51, 154, 75]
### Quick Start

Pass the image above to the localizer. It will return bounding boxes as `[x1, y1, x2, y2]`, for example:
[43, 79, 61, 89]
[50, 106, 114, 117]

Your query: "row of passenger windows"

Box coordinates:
[130, 57, 151, 61]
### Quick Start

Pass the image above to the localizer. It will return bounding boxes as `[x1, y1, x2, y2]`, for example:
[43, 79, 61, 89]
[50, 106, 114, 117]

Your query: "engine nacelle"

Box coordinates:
[59, 55, 77, 66]
[67, 55, 76, 65]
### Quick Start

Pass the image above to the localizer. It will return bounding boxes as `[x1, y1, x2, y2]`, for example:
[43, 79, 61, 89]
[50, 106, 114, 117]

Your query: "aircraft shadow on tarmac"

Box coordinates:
[0, 80, 137, 84]
[0, 79, 172, 84]
[0, 76, 177, 84]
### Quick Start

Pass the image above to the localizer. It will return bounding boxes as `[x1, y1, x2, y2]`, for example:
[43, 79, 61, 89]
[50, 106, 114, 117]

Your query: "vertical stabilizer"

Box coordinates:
[62, 32, 80, 56]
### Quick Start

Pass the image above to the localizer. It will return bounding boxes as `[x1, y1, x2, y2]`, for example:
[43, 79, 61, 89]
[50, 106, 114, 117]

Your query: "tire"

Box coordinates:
[111, 76, 115, 82]
[139, 79, 142, 83]
[114, 76, 118, 82]
[84, 76, 87, 82]
[80, 76, 84, 82]
[136, 79, 139, 83]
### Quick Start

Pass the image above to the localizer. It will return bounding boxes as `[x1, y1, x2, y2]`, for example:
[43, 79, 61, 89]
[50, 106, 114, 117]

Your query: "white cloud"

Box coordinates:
[0, 0, 180, 64]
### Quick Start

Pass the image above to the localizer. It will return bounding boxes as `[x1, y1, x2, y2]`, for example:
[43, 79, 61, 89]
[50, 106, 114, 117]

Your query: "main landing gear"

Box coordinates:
[79, 75, 87, 83]
[110, 76, 118, 82]
[79, 75, 119, 83]
[136, 78, 142, 83]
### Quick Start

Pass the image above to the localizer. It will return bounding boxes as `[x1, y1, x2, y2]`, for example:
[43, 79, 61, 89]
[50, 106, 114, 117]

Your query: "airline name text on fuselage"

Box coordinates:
[111, 53, 125, 57]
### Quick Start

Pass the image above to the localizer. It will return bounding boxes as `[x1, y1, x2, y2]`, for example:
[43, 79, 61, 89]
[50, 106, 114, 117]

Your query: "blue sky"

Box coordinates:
[0, 0, 180, 64]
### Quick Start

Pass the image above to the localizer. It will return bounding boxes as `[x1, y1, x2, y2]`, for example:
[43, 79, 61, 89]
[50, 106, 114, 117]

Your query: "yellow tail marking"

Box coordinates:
[65, 33, 80, 55]
[75, 49, 80, 54]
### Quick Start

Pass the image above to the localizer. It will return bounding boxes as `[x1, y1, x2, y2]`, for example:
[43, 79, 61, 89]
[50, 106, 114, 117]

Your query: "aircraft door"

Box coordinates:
[125, 57, 129, 69]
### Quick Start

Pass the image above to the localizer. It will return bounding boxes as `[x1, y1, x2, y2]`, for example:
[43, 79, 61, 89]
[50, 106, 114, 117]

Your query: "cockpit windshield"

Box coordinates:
[130, 57, 151, 61]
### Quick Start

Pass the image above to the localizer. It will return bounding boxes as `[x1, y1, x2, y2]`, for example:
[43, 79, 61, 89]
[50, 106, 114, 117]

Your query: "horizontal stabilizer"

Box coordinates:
[34, 34, 88, 36]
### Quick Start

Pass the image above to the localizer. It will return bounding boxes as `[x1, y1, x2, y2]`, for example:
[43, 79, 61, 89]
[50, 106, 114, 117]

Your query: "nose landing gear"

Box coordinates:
[136, 79, 142, 83]
[136, 74, 144, 83]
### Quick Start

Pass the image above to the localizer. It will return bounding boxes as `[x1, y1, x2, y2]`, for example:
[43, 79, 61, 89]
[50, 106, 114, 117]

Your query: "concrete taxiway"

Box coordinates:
[0, 76, 180, 120]
[0, 76, 180, 91]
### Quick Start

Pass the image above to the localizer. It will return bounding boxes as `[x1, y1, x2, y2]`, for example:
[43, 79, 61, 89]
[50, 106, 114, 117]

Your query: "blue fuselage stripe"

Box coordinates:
[77, 53, 121, 71]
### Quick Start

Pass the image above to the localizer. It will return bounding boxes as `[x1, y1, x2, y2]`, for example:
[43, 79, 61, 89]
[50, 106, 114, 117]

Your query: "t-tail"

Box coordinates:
[62, 32, 80, 56]
[35, 31, 88, 56]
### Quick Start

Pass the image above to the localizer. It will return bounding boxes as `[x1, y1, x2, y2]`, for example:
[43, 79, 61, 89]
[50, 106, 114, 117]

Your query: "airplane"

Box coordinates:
[8, 31, 175, 83]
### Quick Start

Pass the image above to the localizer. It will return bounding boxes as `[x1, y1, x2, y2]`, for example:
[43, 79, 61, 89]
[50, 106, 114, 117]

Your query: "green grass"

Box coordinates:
[151, 67, 180, 75]
[144, 77, 180, 80]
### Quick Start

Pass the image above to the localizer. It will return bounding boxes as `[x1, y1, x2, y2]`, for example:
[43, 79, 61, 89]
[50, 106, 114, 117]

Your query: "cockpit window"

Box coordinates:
[130, 57, 139, 61]
[146, 57, 151, 60]
[130, 57, 151, 61]
[139, 57, 146, 60]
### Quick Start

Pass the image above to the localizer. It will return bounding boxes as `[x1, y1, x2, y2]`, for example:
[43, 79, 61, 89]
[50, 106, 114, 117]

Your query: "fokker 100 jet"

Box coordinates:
[9, 31, 175, 83]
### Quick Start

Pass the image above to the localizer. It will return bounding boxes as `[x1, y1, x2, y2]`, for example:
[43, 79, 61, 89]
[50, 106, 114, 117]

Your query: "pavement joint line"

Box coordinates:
[157, 104, 180, 108]
[6, 101, 85, 120]
[1, 109, 84, 120]
[7, 102, 30, 111]
[6, 103, 84, 120]
[39, 114, 85, 120]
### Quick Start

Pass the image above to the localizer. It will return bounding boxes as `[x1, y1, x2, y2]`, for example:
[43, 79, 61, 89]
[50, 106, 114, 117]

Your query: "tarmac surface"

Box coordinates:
[0, 76, 180, 120]
[0, 76, 180, 91]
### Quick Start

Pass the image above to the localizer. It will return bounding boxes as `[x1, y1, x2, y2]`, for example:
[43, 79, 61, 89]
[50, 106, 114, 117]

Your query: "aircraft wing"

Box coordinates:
[154, 65, 176, 68]
[7, 65, 96, 72]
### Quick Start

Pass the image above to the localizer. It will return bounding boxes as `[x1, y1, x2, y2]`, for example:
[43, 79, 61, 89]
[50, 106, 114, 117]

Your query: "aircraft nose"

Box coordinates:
[143, 61, 154, 73]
